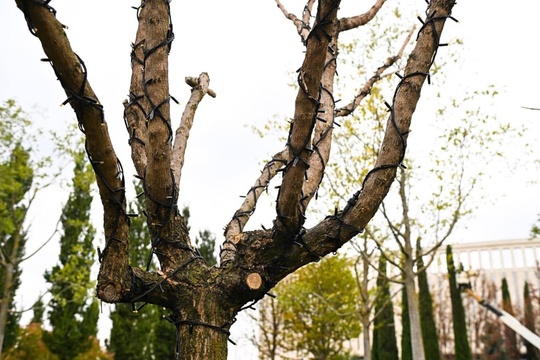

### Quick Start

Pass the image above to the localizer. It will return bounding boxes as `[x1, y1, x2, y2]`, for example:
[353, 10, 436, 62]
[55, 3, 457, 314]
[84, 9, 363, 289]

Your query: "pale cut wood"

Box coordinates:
[246, 272, 263, 290]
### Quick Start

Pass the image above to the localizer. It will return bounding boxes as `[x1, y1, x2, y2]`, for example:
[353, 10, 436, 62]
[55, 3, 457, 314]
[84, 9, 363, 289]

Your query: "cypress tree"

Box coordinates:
[43, 148, 99, 360]
[30, 298, 45, 325]
[501, 278, 519, 359]
[182, 207, 217, 266]
[417, 242, 441, 360]
[195, 229, 217, 266]
[401, 284, 412, 360]
[371, 255, 398, 360]
[446, 245, 472, 360]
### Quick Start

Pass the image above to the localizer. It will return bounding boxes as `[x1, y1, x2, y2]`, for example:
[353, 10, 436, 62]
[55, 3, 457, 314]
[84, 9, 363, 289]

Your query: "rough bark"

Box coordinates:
[14, 0, 458, 358]
[274, 0, 341, 240]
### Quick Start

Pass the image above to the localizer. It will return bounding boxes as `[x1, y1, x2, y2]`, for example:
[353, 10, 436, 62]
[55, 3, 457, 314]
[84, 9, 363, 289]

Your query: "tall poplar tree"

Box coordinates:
[0, 100, 34, 356]
[43, 148, 99, 359]
[446, 245, 472, 360]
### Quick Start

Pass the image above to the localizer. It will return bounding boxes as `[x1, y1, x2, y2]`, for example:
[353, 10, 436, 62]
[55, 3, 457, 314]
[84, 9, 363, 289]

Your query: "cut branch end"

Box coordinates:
[246, 272, 263, 290]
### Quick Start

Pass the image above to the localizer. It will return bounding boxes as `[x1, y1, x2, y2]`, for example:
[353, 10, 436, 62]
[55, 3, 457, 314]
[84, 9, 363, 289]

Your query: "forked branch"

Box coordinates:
[273, 0, 457, 273]
[221, 149, 289, 265]
[339, 0, 387, 31]
[275, 0, 316, 43]
[274, 0, 341, 239]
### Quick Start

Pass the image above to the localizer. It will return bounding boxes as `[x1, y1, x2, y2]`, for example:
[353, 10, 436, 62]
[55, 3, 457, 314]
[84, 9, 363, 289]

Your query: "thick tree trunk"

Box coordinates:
[172, 294, 232, 360]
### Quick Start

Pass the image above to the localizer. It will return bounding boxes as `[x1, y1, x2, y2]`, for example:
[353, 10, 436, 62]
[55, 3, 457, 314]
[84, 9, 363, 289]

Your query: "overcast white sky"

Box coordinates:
[1, 0, 539, 358]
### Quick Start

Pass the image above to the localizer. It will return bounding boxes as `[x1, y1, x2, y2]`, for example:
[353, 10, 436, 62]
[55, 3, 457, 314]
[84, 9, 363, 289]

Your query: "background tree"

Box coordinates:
[0, 100, 34, 356]
[370, 255, 398, 360]
[446, 245, 473, 360]
[276, 255, 361, 359]
[42, 147, 99, 359]
[250, 295, 286, 360]
[417, 241, 441, 360]
[351, 231, 398, 360]
[400, 283, 412, 360]
[501, 277, 519, 359]
[317, 51, 515, 360]
[14, 0, 457, 357]
[182, 207, 217, 266]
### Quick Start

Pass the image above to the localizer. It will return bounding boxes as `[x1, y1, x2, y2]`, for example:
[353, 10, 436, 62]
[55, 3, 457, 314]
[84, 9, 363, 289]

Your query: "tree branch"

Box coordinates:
[139, 0, 189, 272]
[335, 26, 415, 117]
[338, 0, 456, 240]
[274, 0, 341, 240]
[20, 216, 61, 262]
[338, 0, 386, 31]
[275, 0, 316, 43]
[271, 0, 457, 274]
[300, 17, 341, 212]
[171, 73, 214, 195]
[221, 149, 288, 265]
[15, 0, 132, 302]
[124, 7, 149, 178]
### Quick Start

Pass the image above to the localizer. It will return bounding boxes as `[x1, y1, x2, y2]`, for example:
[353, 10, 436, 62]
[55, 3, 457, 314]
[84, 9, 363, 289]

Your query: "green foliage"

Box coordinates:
[417, 244, 441, 360]
[446, 245, 472, 360]
[43, 145, 98, 360]
[152, 311, 176, 360]
[531, 219, 540, 238]
[194, 229, 217, 266]
[30, 297, 45, 325]
[371, 256, 398, 360]
[109, 303, 160, 360]
[0, 100, 35, 352]
[275, 255, 361, 359]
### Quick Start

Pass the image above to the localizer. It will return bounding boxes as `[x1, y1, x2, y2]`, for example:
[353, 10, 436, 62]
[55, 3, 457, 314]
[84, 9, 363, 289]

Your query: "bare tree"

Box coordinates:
[13, 0, 457, 358]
